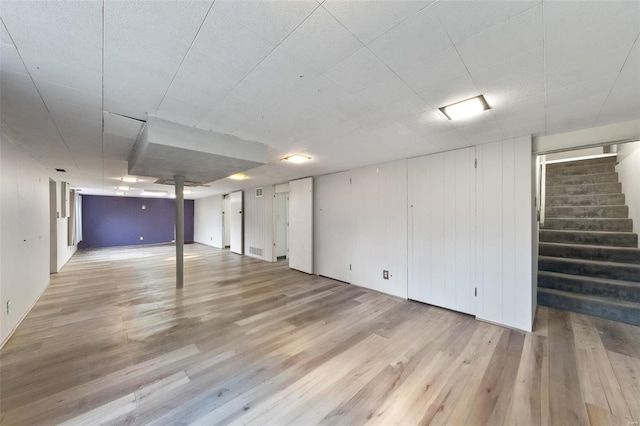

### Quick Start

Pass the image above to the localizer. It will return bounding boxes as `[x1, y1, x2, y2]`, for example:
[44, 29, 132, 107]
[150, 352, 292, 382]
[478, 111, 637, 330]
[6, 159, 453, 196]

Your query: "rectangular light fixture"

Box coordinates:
[117, 185, 130, 191]
[141, 190, 168, 196]
[121, 177, 138, 183]
[439, 95, 490, 120]
[281, 154, 311, 163]
[229, 173, 248, 180]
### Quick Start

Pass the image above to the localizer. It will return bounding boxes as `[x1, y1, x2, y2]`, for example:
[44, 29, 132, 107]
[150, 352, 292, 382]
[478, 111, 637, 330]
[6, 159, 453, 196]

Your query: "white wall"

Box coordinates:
[476, 136, 533, 332]
[194, 194, 223, 247]
[616, 141, 640, 234]
[315, 160, 407, 298]
[244, 185, 275, 262]
[1, 131, 51, 346]
[56, 180, 76, 271]
[534, 118, 640, 153]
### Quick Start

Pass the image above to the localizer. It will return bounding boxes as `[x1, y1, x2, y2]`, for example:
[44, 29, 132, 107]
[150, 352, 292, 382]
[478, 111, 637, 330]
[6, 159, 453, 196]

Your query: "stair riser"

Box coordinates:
[546, 205, 629, 218]
[542, 218, 632, 232]
[546, 182, 621, 196]
[538, 274, 640, 303]
[546, 173, 618, 186]
[538, 258, 640, 282]
[538, 291, 640, 326]
[546, 163, 615, 177]
[546, 156, 616, 169]
[539, 231, 638, 247]
[545, 194, 626, 207]
[539, 244, 640, 264]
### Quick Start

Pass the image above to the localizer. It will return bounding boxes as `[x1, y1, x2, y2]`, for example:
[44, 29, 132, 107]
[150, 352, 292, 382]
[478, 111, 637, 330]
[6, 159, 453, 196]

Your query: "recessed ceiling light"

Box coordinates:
[141, 190, 168, 196]
[115, 191, 125, 196]
[121, 177, 138, 183]
[439, 95, 490, 121]
[229, 173, 249, 180]
[281, 154, 311, 164]
[117, 185, 130, 191]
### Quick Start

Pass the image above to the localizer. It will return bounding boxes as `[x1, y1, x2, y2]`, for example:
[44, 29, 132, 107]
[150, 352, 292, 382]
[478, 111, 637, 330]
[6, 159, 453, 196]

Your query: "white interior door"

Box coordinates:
[274, 193, 288, 259]
[316, 171, 351, 282]
[408, 147, 476, 315]
[289, 177, 313, 273]
[230, 191, 243, 254]
[223, 195, 231, 247]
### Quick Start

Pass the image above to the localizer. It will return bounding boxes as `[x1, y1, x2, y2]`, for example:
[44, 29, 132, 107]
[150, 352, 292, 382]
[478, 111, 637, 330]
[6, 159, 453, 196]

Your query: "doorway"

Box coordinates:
[223, 194, 231, 248]
[274, 192, 288, 261]
[49, 179, 57, 274]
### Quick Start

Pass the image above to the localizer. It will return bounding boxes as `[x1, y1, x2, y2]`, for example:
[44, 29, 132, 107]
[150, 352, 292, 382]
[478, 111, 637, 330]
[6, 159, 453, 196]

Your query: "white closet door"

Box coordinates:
[229, 191, 243, 254]
[316, 171, 351, 282]
[289, 177, 313, 274]
[408, 147, 476, 315]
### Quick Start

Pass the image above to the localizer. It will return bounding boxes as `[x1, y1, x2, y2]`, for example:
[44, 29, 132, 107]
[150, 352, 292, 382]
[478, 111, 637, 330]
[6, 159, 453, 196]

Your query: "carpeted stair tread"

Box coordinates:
[546, 182, 622, 196]
[537, 287, 640, 326]
[546, 163, 615, 177]
[539, 229, 638, 247]
[545, 193, 625, 207]
[539, 242, 640, 264]
[546, 172, 619, 186]
[538, 256, 640, 283]
[538, 271, 640, 303]
[542, 217, 632, 232]
[545, 205, 628, 218]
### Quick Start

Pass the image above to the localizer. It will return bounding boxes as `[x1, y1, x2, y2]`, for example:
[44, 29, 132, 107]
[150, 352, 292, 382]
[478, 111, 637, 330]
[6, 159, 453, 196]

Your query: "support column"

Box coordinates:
[175, 175, 185, 289]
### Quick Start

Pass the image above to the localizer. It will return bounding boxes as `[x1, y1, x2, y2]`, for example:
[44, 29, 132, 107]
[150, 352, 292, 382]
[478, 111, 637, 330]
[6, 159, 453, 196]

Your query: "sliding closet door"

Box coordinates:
[289, 177, 313, 274]
[408, 147, 476, 315]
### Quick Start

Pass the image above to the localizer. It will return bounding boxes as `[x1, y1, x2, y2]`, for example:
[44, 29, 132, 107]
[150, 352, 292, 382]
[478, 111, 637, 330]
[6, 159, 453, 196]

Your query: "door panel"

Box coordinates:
[289, 177, 313, 274]
[230, 191, 243, 254]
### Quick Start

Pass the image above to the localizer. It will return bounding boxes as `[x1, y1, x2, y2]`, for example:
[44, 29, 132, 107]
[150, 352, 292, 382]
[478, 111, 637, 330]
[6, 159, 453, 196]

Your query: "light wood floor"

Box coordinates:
[1, 244, 639, 425]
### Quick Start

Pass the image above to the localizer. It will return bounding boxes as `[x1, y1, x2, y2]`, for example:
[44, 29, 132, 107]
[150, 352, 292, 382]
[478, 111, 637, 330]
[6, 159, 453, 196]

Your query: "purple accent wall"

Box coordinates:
[79, 195, 194, 248]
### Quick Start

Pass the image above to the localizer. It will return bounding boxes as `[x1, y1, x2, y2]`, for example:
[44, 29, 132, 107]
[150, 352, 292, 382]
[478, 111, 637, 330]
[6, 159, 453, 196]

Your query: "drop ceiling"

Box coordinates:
[1, 0, 638, 199]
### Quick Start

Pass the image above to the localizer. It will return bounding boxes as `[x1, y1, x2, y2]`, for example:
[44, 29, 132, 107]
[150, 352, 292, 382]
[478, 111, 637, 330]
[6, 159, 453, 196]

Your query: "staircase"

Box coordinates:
[537, 155, 640, 326]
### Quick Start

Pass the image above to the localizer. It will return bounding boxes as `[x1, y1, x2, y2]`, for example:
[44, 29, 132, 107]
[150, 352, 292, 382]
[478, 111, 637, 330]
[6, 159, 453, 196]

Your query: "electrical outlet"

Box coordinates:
[141, 205, 146, 210]
[140, 236, 144, 241]
[383, 270, 389, 279]
[6, 300, 11, 315]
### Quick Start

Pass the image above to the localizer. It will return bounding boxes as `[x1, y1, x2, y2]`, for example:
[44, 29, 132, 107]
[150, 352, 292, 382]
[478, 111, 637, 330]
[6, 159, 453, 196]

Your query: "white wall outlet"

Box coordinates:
[140, 236, 144, 240]
[141, 205, 146, 210]
[383, 270, 389, 280]
[6, 300, 11, 315]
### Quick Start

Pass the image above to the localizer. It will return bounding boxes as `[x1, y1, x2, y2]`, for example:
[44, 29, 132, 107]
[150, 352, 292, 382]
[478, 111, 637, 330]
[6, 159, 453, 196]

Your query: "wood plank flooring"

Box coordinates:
[1, 244, 639, 425]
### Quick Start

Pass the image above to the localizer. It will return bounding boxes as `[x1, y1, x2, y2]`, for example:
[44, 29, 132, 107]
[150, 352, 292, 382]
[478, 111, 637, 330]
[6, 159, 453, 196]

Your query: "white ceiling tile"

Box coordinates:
[0, 42, 28, 76]
[369, 7, 452, 72]
[190, 9, 275, 76]
[1, 0, 102, 73]
[435, 0, 540, 44]
[456, 120, 506, 145]
[545, 12, 639, 76]
[472, 48, 544, 107]
[396, 109, 453, 137]
[545, 45, 632, 92]
[48, 100, 102, 124]
[546, 74, 618, 107]
[614, 41, 640, 90]
[399, 47, 468, 94]
[544, 0, 640, 43]
[104, 1, 212, 72]
[496, 108, 546, 138]
[289, 76, 352, 110]
[154, 98, 211, 127]
[356, 75, 414, 108]
[322, 0, 431, 44]
[198, 96, 262, 134]
[227, 48, 320, 111]
[26, 56, 102, 96]
[324, 47, 395, 93]
[213, 0, 318, 45]
[455, 5, 543, 74]
[595, 85, 640, 126]
[37, 81, 102, 112]
[381, 94, 431, 120]
[546, 92, 609, 134]
[279, 7, 362, 72]
[490, 93, 546, 121]
[103, 112, 144, 140]
[419, 74, 478, 110]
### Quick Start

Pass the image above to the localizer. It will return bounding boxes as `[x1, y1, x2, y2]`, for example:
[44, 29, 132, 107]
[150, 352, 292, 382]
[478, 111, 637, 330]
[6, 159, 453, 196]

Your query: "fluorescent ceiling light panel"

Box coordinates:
[439, 95, 490, 120]
[117, 186, 130, 190]
[141, 190, 168, 196]
[121, 177, 138, 183]
[229, 173, 249, 180]
[282, 154, 311, 163]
